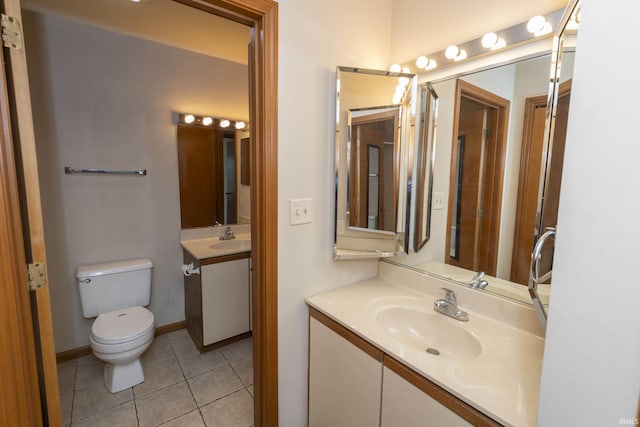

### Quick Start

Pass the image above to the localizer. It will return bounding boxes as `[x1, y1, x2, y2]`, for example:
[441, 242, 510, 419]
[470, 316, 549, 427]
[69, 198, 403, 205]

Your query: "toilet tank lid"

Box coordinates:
[77, 258, 153, 279]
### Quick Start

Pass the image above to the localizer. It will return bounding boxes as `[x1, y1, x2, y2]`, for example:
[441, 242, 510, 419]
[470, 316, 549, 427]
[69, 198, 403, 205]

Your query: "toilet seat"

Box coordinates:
[91, 306, 154, 345]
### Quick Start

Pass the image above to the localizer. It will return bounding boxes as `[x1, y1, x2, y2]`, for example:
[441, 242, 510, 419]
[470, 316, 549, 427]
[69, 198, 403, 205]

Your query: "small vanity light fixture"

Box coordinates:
[219, 119, 231, 128]
[481, 32, 506, 50]
[202, 116, 213, 126]
[527, 15, 552, 37]
[184, 114, 195, 124]
[235, 121, 246, 130]
[389, 64, 402, 72]
[444, 45, 467, 62]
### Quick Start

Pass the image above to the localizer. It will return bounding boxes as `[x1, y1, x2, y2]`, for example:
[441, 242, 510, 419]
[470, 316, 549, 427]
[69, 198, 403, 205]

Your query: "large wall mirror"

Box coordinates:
[177, 115, 251, 229]
[334, 67, 415, 259]
[386, 0, 581, 313]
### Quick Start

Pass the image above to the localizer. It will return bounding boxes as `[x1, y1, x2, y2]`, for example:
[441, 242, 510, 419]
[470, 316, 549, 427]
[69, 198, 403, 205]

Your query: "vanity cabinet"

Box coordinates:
[308, 307, 500, 427]
[184, 251, 251, 351]
[308, 309, 383, 427]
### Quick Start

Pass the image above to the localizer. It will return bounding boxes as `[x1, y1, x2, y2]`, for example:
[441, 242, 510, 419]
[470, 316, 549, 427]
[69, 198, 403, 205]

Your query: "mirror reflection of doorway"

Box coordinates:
[349, 109, 399, 231]
[511, 80, 572, 285]
[446, 80, 510, 276]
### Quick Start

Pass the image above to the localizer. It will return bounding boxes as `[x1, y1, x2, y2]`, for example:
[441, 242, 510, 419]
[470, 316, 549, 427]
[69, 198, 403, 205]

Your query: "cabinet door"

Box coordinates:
[201, 259, 250, 345]
[381, 367, 472, 427]
[308, 317, 382, 427]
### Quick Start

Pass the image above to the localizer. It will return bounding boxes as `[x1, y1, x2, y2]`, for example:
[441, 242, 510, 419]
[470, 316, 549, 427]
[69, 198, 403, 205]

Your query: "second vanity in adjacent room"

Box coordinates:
[176, 113, 253, 351]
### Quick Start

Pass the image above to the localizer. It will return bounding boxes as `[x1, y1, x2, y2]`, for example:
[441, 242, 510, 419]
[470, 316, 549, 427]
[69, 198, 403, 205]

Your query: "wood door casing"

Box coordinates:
[445, 80, 510, 277]
[0, 41, 43, 426]
[511, 95, 547, 285]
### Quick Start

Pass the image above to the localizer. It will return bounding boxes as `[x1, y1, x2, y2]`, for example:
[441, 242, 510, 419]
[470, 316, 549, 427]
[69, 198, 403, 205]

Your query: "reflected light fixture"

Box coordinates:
[527, 15, 552, 37]
[481, 32, 506, 50]
[235, 121, 246, 130]
[389, 64, 402, 72]
[220, 119, 231, 128]
[444, 45, 467, 61]
[202, 116, 213, 126]
[416, 55, 437, 70]
[184, 114, 195, 124]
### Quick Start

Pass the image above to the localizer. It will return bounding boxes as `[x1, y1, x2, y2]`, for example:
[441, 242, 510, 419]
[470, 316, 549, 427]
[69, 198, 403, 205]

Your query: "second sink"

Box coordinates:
[376, 307, 482, 361]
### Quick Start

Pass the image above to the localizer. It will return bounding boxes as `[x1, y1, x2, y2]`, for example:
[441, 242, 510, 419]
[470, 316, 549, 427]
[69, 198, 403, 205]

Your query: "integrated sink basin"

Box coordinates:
[376, 307, 482, 360]
[209, 239, 251, 251]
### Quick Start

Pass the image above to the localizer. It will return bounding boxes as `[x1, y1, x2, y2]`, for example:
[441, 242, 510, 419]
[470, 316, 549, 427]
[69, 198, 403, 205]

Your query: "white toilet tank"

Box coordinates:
[77, 258, 153, 318]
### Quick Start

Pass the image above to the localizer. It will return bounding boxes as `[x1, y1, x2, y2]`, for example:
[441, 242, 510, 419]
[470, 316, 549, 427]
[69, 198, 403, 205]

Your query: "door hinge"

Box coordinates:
[1, 14, 23, 50]
[27, 262, 46, 291]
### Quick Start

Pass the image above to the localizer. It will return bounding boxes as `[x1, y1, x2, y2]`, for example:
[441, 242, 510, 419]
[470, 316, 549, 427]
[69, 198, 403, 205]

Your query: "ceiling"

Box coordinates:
[21, 0, 251, 64]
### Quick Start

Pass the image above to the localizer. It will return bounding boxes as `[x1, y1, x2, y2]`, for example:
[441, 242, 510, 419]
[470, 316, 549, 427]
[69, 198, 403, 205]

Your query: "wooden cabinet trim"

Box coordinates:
[384, 355, 502, 427]
[308, 307, 383, 362]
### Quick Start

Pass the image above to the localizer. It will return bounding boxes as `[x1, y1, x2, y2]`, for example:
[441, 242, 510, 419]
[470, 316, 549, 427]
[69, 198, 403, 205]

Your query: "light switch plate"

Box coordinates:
[290, 198, 312, 225]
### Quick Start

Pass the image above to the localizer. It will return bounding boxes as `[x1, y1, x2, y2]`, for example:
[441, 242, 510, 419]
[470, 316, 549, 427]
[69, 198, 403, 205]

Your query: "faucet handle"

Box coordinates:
[440, 287, 457, 304]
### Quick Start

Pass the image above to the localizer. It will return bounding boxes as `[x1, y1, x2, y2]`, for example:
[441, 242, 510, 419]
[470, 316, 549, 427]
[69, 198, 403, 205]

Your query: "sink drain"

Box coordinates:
[426, 347, 440, 356]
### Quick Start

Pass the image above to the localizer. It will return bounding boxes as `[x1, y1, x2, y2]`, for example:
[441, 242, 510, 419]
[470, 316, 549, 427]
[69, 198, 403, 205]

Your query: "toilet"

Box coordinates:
[77, 258, 155, 393]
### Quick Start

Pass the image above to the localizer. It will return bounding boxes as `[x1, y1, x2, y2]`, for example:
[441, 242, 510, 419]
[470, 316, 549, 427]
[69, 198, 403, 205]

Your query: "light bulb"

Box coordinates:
[235, 121, 246, 130]
[481, 32, 498, 49]
[416, 56, 429, 69]
[425, 59, 437, 70]
[202, 117, 213, 126]
[184, 114, 195, 124]
[398, 76, 410, 86]
[445, 45, 460, 60]
[389, 64, 401, 72]
[527, 15, 546, 34]
[402, 67, 411, 74]
[392, 93, 402, 104]
[395, 84, 406, 95]
[220, 119, 230, 128]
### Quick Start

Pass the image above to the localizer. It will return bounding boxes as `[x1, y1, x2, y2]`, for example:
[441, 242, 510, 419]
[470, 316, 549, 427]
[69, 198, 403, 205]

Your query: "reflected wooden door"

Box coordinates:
[511, 95, 547, 285]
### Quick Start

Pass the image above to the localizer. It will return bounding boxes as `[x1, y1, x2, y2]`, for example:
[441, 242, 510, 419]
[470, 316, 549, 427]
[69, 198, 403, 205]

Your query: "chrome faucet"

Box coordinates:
[433, 288, 469, 322]
[469, 271, 489, 290]
[219, 226, 236, 240]
[213, 220, 223, 227]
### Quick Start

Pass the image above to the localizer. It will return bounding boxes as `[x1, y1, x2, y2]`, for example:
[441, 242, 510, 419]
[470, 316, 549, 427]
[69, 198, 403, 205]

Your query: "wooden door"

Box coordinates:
[177, 124, 226, 228]
[0, 0, 61, 425]
[349, 109, 398, 231]
[446, 81, 509, 277]
[511, 95, 547, 285]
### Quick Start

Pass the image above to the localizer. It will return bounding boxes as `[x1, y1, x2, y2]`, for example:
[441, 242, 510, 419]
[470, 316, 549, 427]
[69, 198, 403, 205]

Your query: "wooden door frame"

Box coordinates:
[510, 94, 547, 285]
[173, 2, 279, 426]
[445, 79, 510, 275]
[0, 41, 43, 427]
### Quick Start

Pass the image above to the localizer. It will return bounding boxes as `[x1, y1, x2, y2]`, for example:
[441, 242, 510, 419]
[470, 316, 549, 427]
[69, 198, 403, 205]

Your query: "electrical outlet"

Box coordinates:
[290, 198, 312, 225]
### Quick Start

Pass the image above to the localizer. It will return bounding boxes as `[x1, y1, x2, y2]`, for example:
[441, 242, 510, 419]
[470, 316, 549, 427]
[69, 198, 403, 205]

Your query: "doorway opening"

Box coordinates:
[446, 79, 510, 276]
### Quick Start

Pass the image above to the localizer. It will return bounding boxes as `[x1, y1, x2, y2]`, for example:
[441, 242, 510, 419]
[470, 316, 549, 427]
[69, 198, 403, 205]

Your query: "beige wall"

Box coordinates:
[24, 10, 249, 352]
[277, 0, 392, 423]
[538, 0, 640, 423]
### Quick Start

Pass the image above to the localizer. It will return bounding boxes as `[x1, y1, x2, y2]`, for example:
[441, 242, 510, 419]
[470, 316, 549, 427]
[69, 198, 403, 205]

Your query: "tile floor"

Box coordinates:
[57, 329, 254, 427]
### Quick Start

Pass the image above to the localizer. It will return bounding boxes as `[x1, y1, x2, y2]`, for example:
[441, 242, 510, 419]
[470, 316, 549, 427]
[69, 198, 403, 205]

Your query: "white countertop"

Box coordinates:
[180, 225, 251, 260]
[306, 263, 544, 426]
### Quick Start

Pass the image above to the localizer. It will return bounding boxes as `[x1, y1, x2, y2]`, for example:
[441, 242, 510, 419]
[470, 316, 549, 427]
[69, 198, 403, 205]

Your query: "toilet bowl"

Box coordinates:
[88, 305, 155, 392]
[77, 258, 155, 393]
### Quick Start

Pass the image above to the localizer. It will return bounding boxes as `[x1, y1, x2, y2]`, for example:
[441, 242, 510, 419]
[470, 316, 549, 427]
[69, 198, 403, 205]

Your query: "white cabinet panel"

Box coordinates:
[308, 317, 382, 427]
[381, 367, 471, 427]
[202, 258, 250, 345]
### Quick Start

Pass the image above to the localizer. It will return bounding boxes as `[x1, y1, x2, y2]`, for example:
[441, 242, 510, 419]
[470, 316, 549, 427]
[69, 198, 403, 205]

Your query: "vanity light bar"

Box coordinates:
[178, 113, 249, 130]
[401, 8, 567, 74]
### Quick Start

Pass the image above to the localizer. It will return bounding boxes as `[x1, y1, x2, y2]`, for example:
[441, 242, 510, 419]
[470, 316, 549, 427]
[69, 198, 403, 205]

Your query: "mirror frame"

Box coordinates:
[414, 84, 438, 251]
[333, 66, 415, 260]
[529, 0, 582, 329]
